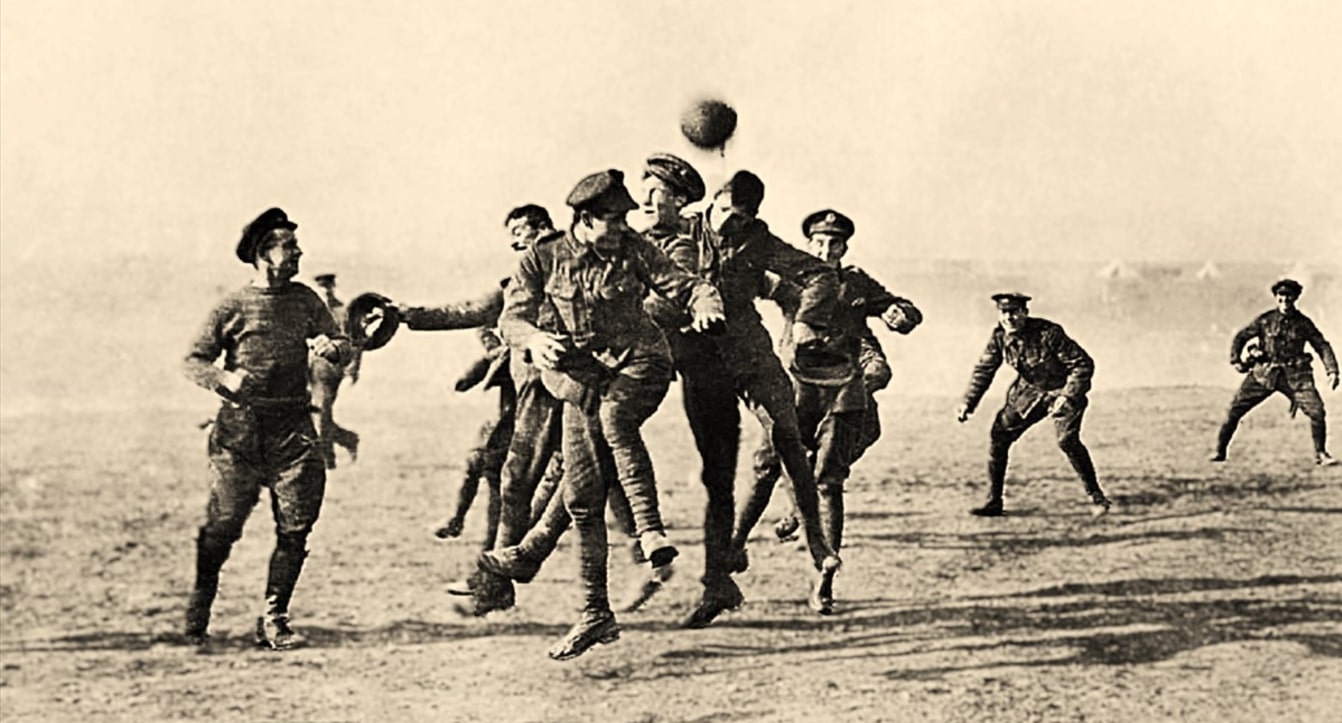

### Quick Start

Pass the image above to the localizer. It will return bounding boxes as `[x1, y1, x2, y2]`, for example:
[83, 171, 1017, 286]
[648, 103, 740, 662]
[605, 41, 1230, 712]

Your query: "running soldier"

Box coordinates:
[1211, 278, 1339, 466]
[182, 208, 354, 649]
[956, 292, 1112, 517]
[309, 272, 361, 469]
[497, 169, 725, 660]
[742, 209, 922, 614]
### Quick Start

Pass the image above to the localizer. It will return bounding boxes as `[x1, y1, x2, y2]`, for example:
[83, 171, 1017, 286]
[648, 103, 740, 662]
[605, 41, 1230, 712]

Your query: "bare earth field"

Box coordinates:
[2, 386, 1340, 722]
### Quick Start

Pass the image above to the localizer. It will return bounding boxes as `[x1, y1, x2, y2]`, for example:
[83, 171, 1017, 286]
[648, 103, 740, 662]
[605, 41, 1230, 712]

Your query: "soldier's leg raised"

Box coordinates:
[308, 371, 339, 470]
[599, 369, 673, 557]
[1213, 374, 1275, 461]
[735, 371, 837, 573]
[679, 362, 746, 629]
[494, 375, 563, 548]
[548, 403, 621, 661]
[683, 365, 741, 573]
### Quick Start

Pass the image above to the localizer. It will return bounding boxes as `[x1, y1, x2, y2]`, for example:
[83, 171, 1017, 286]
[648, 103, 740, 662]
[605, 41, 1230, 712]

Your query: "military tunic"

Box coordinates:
[1216, 308, 1338, 457]
[500, 228, 722, 610]
[644, 214, 841, 582]
[961, 316, 1104, 503]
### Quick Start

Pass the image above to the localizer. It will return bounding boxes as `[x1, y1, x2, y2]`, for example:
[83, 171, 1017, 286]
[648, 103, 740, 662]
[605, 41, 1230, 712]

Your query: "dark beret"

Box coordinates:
[1271, 278, 1303, 297]
[991, 292, 1031, 311]
[719, 170, 764, 215]
[566, 169, 638, 214]
[236, 207, 297, 264]
[644, 153, 706, 203]
[802, 209, 855, 240]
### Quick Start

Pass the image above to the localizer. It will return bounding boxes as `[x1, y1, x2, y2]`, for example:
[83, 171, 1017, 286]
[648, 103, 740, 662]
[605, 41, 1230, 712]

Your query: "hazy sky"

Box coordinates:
[2, 0, 1339, 280]
[2, 1, 1340, 415]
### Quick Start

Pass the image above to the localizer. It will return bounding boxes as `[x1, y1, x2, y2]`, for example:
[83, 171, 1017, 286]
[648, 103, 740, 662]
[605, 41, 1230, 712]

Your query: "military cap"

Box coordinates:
[566, 169, 638, 214]
[719, 170, 765, 215]
[991, 292, 1031, 311]
[313, 273, 337, 287]
[236, 207, 297, 264]
[644, 153, 706, 203]
[1271, 278, 1303, 297]
[802, 209, 855, 240]
[347, 292, 400, 352]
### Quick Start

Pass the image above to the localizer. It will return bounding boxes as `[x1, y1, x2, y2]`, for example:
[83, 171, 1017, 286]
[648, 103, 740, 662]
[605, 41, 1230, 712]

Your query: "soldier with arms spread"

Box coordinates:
[956, 292, 1112, 518]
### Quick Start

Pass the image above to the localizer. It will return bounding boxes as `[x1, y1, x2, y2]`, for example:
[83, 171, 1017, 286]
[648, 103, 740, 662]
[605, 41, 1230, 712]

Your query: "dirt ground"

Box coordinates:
[2, 386, 1340, 722]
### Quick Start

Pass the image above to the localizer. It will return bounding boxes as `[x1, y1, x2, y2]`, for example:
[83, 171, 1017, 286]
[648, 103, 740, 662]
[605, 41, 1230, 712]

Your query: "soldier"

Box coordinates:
[182, 208, 354, 649]
[309, 273, 361, 469]
[956, 292, 1112, 517]
[497, 169, 725, 660]
[407, 205, 560, 549]
[768, 334, 892, 543]
[641, 168, 843, 629]
[1211, 278, 1339, 466]
[393, 205, 572, 612]
[741, 210, 922, 614]
[476, 154, 709, 614]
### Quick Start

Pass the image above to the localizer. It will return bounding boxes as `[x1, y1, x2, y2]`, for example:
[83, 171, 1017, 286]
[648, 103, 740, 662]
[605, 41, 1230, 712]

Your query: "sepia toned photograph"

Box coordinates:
[1, 1, 1339, 721]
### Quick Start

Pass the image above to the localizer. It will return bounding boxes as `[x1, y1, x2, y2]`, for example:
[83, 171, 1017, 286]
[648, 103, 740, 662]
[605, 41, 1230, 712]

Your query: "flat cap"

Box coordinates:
[719, 170, 765, 215]
[644, 153, 706, 203]
[1271, 278, 1303, 297]
[566, 169, 638, 214]
[991, 292, 1031, 310]
[313, 273, 337, 286]
[802, 209, 855, 240]
[236, 207, 297, 264]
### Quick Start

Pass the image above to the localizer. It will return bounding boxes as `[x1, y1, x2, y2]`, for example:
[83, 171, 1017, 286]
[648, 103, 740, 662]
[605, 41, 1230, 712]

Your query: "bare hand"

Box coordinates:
[527, 333, 569, 371]
[955, 404, 971, 423]
[307, 334, 341, 362]
[690, 309, 727, 335]
[1330, 373, 1340, 391]
[220, 369, 251, 401]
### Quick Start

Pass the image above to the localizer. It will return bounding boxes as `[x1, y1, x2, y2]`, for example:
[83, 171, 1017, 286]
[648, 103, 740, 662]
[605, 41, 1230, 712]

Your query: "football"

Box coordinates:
[680, 98, 738, 150]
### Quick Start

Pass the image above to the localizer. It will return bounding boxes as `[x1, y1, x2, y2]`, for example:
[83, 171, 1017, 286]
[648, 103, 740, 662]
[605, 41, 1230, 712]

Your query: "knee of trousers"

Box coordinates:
[817, 480, 844, 498]
[197, 526, 238, 553]
[1056, 429, 1085, 452]
[274, 530, 310, 557]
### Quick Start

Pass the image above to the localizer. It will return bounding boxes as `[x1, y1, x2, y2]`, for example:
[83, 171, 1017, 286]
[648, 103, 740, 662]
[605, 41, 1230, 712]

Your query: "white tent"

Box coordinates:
[1096, 259, 1142, 280]
[1194, 260, 1222, 280]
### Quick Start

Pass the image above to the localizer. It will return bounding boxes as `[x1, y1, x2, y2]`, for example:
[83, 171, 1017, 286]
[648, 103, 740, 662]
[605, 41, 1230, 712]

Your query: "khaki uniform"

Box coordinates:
[1216, 308, 1338, 458]
[962, 316, 1104, 505]
[500, 228, 721, 613]
[645, 214, 840, 585]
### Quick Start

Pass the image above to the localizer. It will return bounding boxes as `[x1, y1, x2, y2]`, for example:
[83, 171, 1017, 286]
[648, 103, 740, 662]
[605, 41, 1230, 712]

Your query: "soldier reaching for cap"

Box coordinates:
[182, 208, 354, 649]
[408, 205, 566, 552]
[309, 273, 362, 469]
[742, 209, 922, 614]
[1211, 278, 1339, 466]
[956, 293, 1112, 518]
[496, 169, 725, 660]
